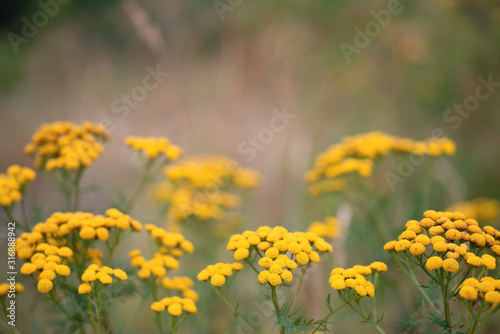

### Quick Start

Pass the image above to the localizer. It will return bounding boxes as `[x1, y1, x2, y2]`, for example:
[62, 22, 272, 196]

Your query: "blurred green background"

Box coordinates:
[1, 0, 500, 333]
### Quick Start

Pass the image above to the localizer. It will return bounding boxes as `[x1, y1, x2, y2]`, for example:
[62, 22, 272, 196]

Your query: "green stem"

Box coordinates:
[349, 301, 386, 334]
[73, 167, 84, 211]
[270, 286, 285, 334]
[51, 290, 86, 334]
[441, 286, 452, 332]
[290, 264, 309, 310]
[394, 254, 443, 318]
[123, 158, 156, 214]
[311, 297, 358, 334]
[215, 286, 258, 334]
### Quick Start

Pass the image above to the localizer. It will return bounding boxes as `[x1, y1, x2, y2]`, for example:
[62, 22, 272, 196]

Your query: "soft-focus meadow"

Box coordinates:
[1, 1, 500, 333]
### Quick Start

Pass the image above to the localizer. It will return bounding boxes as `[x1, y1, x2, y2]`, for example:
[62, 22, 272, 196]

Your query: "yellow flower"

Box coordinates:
[99, 274, 113, 285]
[268, 273, 282, 286]
[82, 270, 97, 282]
[459, 286, 478, 300]
[113, 269, 128, 280]
[37, 279, 53, 293]
[296, 252, 309, 265]
[21, 263, 37, 275]
[167, 303, 183, 317]
[309, 251, 320, 263]
[280, 270, 293, 282]
[383, 241, 397, 252]
[433, 242, 448, 253]
[55, 265, 71, 276]
[79, 226, 96, 240]
[258, 270, 271, 284]
[138, 268, 151, 278]
[258, 257, 273, 268]
[234, 248, 249, 261]
[57, 247, 73, 257]
[481, 254, 496, 270]
[129, 249, 141, 258]
[370, 262, 388, 272]
[425, 257, 443, 271]
[210, 274, 226, 287]
[78, 283, 92, 294]
[442, 258, 459, 273]
[409, 243, 426, 256]
[96, 227, 110, 242]
[151, 301, 166, 312]
[39, 270, 56, 280]
[485, 291, 500, 304]
[232, 263, 244, 271]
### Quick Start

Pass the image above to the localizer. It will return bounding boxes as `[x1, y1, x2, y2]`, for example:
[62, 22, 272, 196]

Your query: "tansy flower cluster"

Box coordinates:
[150, 296, 197, 316]
[458, 277, 500, 305]
[447, 197, 500, 223]
[386, 209, 500, 332]
[154, 155, 260, 227]
[24, 121, 109, 171]
[125, 136, 183, 160]
[305, 131, 456, 195]
[130, 225, 194, 279]
[308, 216, 340, 239]
[329, 262, 388, 297]
[78, 264, 128, 294]
[225, 226, 332, 286]
[0, 165, 36, 208]
[15, 208, 142, 261]
[197, 262, 244, 287]
[20, 244, 73, 293]
[384, 210, 500, 269]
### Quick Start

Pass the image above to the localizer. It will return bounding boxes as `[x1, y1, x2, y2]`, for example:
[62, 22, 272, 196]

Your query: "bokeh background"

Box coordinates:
[1, 0, 500, 333]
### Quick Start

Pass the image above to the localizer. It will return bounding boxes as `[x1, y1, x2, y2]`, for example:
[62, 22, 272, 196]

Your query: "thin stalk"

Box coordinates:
[215, 286, 258, 334]
[441, 286, 452, 332]
[394, 254, 442, 317]
[290, 264, 309, 310]
[73, 167, 84, 211]
[311, 296, 358, 333]
[270, 287, 285, 334]
[123, 158, 156, 214]
[50, 290, 86, 334]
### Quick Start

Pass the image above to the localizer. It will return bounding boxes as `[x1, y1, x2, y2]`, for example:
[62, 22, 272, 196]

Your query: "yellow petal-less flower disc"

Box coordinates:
[55, 265, 71, 276]
[234, 248, 249, 261]
[37, 279, 53, 293]
[425, 257, 443, 271]
[168, 303, 183, 317]
[258, 270, 271, 284]
[21, 263, 37, 275]
[113, 269, 128, 280]
[210, 273, 226, 287]
[151, 301, 166, 312]
[370, 262, 388, 272]
[459, 286, 478, 300]
[485, 291, 500, 304]
[268, 273, 282, 286]
[409, 243, 426, 256]
[330, 279, 347, 290]
[442, 258, 459, 273]
[78, 283, 92, 294]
